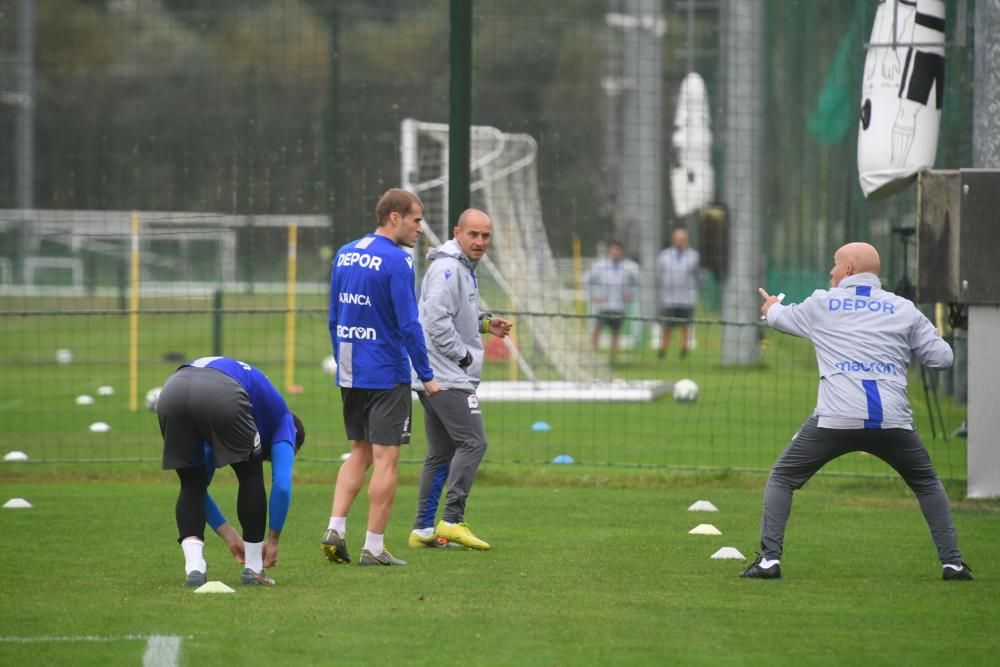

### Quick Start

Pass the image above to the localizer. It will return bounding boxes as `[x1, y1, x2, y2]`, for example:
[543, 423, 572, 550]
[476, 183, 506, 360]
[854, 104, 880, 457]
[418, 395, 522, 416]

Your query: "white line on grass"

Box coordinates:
[143, 635, 182, 667]
[0, 634, 183, 667]
[0, 635, 156, 642]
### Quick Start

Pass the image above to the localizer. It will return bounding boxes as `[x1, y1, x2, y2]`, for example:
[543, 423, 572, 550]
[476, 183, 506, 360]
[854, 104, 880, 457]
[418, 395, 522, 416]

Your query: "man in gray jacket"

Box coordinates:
[742, 242, 971, 581]
[409, 208, 512, 551]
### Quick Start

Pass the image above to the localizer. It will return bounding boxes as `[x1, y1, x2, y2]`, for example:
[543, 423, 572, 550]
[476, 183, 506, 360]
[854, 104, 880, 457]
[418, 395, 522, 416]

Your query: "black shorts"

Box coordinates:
[158, 366, 261, 470]
[660, 306, 694, 326]
[900, 49, 944, 109]
[595, 311, 625, 333]
[341, 384, 412, 446]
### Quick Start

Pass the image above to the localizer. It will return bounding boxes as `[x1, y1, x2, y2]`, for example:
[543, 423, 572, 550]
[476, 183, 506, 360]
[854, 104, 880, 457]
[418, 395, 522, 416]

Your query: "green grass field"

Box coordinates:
[1, 295, 967, 480]
[2, 294, 987, 664]
[2, 465, 997, 666]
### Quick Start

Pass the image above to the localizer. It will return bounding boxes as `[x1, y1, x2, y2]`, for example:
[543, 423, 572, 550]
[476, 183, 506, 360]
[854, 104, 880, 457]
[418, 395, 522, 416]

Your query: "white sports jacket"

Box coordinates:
[766, 273, 953, 429]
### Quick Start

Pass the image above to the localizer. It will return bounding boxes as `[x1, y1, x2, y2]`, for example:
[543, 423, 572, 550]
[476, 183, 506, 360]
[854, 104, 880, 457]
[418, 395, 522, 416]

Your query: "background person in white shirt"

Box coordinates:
[583, 240, 639, 362]
[656, 228, 701, 359]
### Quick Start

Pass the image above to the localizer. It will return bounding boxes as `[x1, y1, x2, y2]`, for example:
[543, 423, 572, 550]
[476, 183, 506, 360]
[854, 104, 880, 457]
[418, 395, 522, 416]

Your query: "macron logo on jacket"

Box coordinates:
[764, 273, 953, 428]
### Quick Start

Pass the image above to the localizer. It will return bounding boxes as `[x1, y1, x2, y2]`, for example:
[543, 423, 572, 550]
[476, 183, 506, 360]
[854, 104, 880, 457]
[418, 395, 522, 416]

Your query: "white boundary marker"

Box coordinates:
[0, 634, 183, 666]
[477, 380, 670, 402]
[143, 635, 182, 667]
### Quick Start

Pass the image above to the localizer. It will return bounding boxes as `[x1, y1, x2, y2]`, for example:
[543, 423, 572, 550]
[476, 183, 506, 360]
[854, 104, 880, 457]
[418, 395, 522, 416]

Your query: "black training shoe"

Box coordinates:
[943, 561, 973, 581]
[321, 529, 352, 564]
[740, 554, 781, 579]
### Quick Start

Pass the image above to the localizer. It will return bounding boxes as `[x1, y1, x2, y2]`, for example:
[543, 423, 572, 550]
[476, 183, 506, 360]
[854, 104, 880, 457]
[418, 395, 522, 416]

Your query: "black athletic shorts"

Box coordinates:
[660, 306, 694, 326]
[595, 311, 625, 333]
[158, 366, 261, 470]
[341, 384, 412, 446]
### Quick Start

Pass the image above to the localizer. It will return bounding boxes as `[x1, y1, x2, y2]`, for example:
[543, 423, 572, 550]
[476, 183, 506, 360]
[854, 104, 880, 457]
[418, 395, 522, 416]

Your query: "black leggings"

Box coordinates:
[175, 456, 266, 543]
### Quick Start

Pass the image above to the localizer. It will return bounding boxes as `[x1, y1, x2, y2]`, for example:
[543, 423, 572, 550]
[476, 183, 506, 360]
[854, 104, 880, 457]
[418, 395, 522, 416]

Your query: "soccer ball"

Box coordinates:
[672, 378, 699, 402]
[55, 348, 73, 364]
[144, 386, 162, 411]
[321, 355, 338, 375]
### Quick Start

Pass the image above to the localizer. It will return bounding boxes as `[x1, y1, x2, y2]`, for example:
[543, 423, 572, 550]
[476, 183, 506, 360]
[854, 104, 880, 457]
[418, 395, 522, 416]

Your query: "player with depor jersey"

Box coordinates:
[322, 188, 441, 567]
[157, 356, 304, 587]
[741, 242, 971, 581]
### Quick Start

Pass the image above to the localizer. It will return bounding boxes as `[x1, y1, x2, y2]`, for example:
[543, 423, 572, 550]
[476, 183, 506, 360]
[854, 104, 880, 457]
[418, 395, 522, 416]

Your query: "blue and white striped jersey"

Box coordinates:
[329, 233, 434, 388]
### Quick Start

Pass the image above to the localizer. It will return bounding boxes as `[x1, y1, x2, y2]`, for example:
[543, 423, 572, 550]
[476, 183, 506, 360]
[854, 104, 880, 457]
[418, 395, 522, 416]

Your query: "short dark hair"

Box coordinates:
[375, 188, 422, 227]
[293, 413, 305, 453]
[608, 239, 624, 250]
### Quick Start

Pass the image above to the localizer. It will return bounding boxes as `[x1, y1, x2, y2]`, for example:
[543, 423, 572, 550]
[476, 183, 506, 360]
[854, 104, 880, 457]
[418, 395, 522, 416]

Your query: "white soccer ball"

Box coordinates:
[55, 348, 73, 364]
[144, 386, 162, 411]
[321, 355, 338, 375]
[672, 378, 699, 402]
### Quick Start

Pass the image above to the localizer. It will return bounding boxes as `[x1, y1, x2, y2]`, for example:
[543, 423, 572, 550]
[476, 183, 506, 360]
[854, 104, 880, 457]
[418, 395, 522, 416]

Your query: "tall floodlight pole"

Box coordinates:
[16, 0, 34, 213]
[16, 0, 35, 284]
[620, 0, 664, 319]
[967, 0, 1000, 498]
[720, 1, 763, 365]
[449, 0, 472, 231]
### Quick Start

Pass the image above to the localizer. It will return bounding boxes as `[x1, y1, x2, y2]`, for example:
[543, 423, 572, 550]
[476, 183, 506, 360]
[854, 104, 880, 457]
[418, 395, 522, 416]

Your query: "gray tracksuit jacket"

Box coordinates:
[765, 273, 953, 429]
[411, 239, 486, 391]
[657, 247, 701, 308]
[583, 257, 640, 313]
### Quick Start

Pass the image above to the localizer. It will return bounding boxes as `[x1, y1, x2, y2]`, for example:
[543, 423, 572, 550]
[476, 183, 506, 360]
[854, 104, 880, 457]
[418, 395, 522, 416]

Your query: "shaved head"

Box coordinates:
[454, 208, 493, 261]
[838, 242, 880, 274]
[457, 208, 490, 230]
[830, 242, 880, 287]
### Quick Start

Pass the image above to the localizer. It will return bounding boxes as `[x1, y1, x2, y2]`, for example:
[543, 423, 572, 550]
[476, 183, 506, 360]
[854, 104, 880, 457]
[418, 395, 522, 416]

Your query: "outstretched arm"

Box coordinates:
[263, 440, 295, 567]
[202, 442, 245, 563]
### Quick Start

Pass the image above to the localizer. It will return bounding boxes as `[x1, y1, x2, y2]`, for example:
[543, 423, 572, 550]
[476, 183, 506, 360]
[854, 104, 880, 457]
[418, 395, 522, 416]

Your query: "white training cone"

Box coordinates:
[193, 581, 235, 594]
[4, 451, 28, 462]
[89, 422, 111, 433]
[710, 547, 746, 560]
[97, 385, 115, 396]
[3, 498, 33, 509]
[75, 395, 95, 405]
[687, 500, 719, 512]
[688, 523, 722, 536]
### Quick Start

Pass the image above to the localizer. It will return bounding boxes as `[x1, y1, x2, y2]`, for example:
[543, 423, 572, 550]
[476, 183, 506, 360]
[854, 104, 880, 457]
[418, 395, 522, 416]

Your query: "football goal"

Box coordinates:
[400, 118, 668, 401]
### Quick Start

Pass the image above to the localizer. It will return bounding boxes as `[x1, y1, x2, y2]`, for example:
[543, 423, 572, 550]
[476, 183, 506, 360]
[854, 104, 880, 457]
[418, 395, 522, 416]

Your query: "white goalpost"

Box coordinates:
[400, 118, 668, 401]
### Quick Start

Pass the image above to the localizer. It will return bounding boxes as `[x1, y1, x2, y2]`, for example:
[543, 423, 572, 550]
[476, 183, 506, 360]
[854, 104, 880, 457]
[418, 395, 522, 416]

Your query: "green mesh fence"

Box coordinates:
[0, 0, 974, 480]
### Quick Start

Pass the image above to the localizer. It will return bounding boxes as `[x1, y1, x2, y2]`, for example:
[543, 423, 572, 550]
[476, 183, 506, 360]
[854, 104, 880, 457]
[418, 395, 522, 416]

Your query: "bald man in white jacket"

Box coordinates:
[742, 242, 971, 581]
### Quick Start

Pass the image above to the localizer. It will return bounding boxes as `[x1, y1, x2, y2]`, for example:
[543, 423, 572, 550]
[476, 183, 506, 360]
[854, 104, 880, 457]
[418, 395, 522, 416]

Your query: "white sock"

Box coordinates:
[760, 558, 780, 569]
[328, 517, 346, 534]
[244, 541, 264, 572]
[363, 531, 384, 555]
[943, 563, 964, 571]
[181, 537, 206, 575]
[413, 527, 434, 539]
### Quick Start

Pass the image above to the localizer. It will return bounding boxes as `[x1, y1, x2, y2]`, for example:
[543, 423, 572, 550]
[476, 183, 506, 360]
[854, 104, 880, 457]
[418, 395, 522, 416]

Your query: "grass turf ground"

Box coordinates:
[2, 466, 998, 666]
[2, 296, 968, 480]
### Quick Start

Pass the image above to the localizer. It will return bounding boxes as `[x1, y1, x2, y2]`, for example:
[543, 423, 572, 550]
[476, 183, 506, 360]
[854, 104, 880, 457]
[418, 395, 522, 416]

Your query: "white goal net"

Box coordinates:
[400, 118, 612, 384]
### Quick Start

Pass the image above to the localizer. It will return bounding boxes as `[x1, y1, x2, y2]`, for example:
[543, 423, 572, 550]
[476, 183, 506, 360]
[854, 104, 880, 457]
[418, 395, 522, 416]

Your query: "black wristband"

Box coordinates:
[458, 351, 473, 369]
